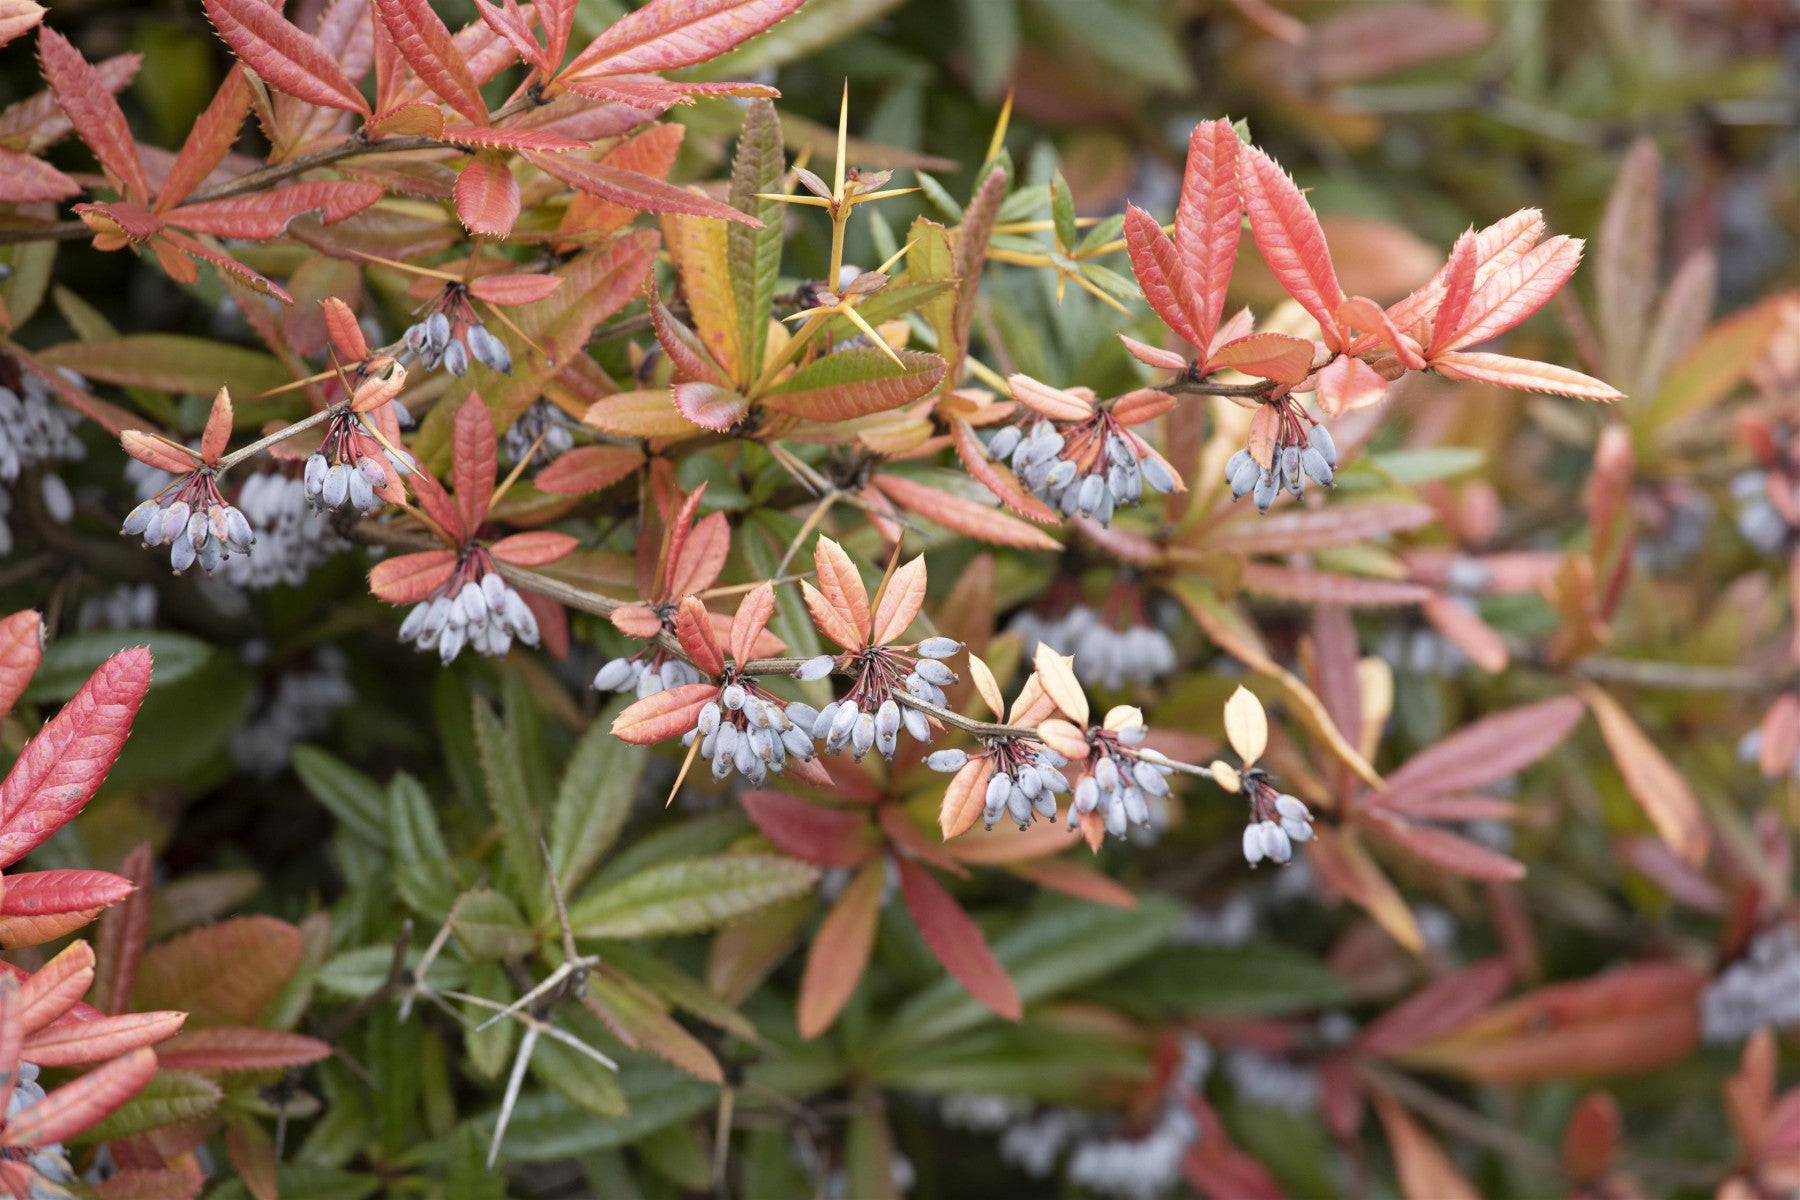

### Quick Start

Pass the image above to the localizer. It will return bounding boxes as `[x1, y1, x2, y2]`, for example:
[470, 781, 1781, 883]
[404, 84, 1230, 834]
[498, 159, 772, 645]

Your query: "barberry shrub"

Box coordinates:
[1, 0, 1798, 1196]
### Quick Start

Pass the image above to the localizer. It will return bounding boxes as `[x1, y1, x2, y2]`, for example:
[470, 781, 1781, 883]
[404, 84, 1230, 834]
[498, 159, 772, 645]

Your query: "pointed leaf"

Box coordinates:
[1433, 350, 1621, 401]
[1240, 145, 1343, 347]
[372, 0, 488, 125]
[1579, 683, 1710, 865]
[761, 347, 947, 423]
[22, 1010, 185, 1068]
[38, 26, 149, 203]
[368, 550, 457, 604]
[567, 853, 819, 938]
[797, 860, 882, 1038]
[611, 683, 716, 744]
[5, 1046, 156, 1148]
[155, 66, 251, 213]
[870, 474, 1061, 551]
[869, 556, 926, 647]
[0, 610, 43, 722]
[155, 1027, 331, 1072]
[455, 151, 520, 237]
[488, 531, 576, 567]
[896, 859, 1019, 1020]
[561, 0, 806, 78]
[1206, 332, 1315, 383]
[1380, 695, 1583, 803]
[524, 150, 759, 225]
[452, 392, 496, 536]
[1445, 236, 1584, 351]
[202, 0, 370, 115]
[132, 915, 301, 1026]
[810, 537, 869, 645]
[1371, 1089, 1482, 1200]
[1123, 203, 1205, 349]
[729, 581, 776, 665]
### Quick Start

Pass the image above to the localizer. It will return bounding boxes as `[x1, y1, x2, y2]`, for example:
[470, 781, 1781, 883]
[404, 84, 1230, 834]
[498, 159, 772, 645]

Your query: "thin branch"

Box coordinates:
[216, 403, 340, 472]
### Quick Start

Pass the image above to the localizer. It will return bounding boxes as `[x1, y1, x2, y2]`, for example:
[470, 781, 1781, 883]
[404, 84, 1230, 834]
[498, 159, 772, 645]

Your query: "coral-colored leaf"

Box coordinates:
[650, 289, 730, 387]
[561, 0, 805, 78]
[1007, 374, 1094, 422]
[673, 596, 724, 676]
[167, 181, 385, 239]
[741, 791, 874, 868]
[156, 1026, 332, 1072]
[1238, 564, 1430, 607]
[672, 381, 750, 431]
[89, 844, 150, 1018]
[0, 908, 109, 950]
[939, 758, 994, 841]
[1118, 333, 1188, 371]
[1379, 695, 1582, 804]
[1174, 118, 1242, 349]
[796, 860, 882, 1038]
[1367, 815, 1526, 881]
[1427, 229, 1479, 350]
[729, 581, 775, 666]
[1445, 235, 1584, 351]
[372, 0, 489, 125]
[1579, 683, 1710, 865]
[0, 0, 44, 50]
[155, 66, 251, 213]
[368, 550, 457, 604]
[524, 150, 759, 225]
[1312, 354, 1390, 416]
[120, 431, 201, 476]
[5, 1046, 156, 1147]
[1208, 501, 1435, 556]
[1123, 203, 1205, 349]
[321, 297, 371, 362]
[1371, 1089, 1482, 1200]
[472, 0, 549, 72]
[158, 230, 294, 304]
[1420, 593, 1508, 673]
[454, 150, 520, 237]
[22, 1009, 186, 1068]
[199, 388, 232, 464]
[801, 581, 862, 652]
[1433, 350, 1621, 401]
[1562, 1092, 1622, 1184]
[869, 556, 926, 648]
[91, 1168, 205, 1200]
[0, 610, 42, 722]
[0, 147, 77, 203]
[1109, 388, 1176, 426]
[0, 648, 150, 868]
[0, 868, 133, 918]
[18, 941, 94, 1035]
[452, 392, 497, 535]
[38, 26, 149, 203]
[611, 683, 717, 744]
[870, 474, 1061, 551]
[202, 0, 371, 115]
[665, 510, 729, 599]
[133, 915, 301, 1026]
[467, 272, 563, 305]
[897, 858, 1020, 1020]
[950, 419, 1058, 522]
[486, 531, 574, 569]
[442, 123, 588, 153]
[1205, 332, 1315, 383]
[1240, 145, 1344, 348]
[534, 444, 644, 496]
[810, 537, 870, 645]
[1357, 958, 1511, 1058]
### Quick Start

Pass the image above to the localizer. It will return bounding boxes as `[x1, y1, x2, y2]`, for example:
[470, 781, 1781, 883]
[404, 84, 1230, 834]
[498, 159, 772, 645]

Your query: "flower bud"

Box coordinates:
[786, 702, 821, 732]
[1275, 794, 1310, 822]
[1309, 422, 1337, 467]
[442, 339, 470, 377]
[851, 711, 875, 758]
[122, 498, 159, 537]
[1253, 469, 1279, 513]
[1242, 824, 1266, 865]
[723, 683, 746, 710]
[1259, 820, 1292, 864]
[902, 706, 931, 742]
[915, 659, 956, 686]
[917, 637, 960, 660]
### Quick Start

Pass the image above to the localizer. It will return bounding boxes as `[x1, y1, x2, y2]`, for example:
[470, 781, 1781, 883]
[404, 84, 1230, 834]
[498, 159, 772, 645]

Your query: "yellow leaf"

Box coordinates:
[1031, 644, 1087, 727]
[968, 653, 1004, 718]
[1222, 686, 1267, 767]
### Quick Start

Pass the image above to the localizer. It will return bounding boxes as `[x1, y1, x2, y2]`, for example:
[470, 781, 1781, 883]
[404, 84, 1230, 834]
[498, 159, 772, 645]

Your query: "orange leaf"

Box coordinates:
[1444, 235, 1585, 352]
[939, 757, 995, 841]
[132, 915, 301, 1026]
[1357, 957, 1511, 1057]
[1008, 374, 1094, 422]
[611, 682, 717, 744]
[729, 581, 776, 666]
[1109, 388, 1176, 426]
[487, 531, 576, 567]
[525, 151, 760, 226]
[665, 510, 729, 599]
[796, 860, 882, 1038]
[870, 474, 1060, 551]
[166, 181, 383, 239]
[869, 555, 926, 647]
[1579, 683, 1710, 864]
[368, 550, 457, 604]
[121, 430, 200, 475]
[199, 387, 232, 463]
[1240, 145, 1344, 349]
[1205, 332, 1316, 384]
[811, 536, 870, 646]
[1313, 353, 1390, 416]
[454, 151, 519, 237]
[155, 65, 251, 212]
[896, 858, 1021, 1019]
[673, 596, 723, 676]
[467, 272, 563, 306]
[18, 941, 94, 1035]
[561, 0, 805, 78]
[1123, 202, 1206, 350]
[1432, 350, 1622, 401]
[1173, 118, 1243, 349]
[585, 388, 702, 439]
[23, 1009, 186, 1067]
[534, 444, 643, 496]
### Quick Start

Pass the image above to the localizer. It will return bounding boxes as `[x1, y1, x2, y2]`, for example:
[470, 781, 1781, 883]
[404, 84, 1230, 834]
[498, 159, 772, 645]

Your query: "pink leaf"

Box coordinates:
[1380, 695, 1583, 803]
[1312, 354, 1390, 416]
[1444, 235, 1584, 351]
[1205, 332, 1316, 383]
[38, 26, 149, 203]
[897, 858, 1021, 1020]
[453, 151, 520, 237]
[202, 0, 370, 115]
[796, 860, 881, 1038]
[467, 272, 563, 305]
[869, 555, 926, 647]
[452, 392, 497, 537]
[561, 0, 805, 78]
[1240, 145, 1344, 348]
[0, 648, 151, 868]
[0, 610, 42, 722]
[22, 1009, 186, 1068]
[368, 550, 458, 604]
[533, 444, 644, 496]
[5, 1046, 157, 1148]
[155, 65, 252, 213]
[523, 150, 761, 225]
[1432, 351, 1622, 401]
[871, 474, 1062, 551]
[673, 381, 750, 431]
[441, 123, 590, 153]
[372, 0, 489, 126]
[0, 147, 78, 203]
[1173, 117, 1242, 348]
[488, 531, 577, 566]
[1123, 203, 1205, 349]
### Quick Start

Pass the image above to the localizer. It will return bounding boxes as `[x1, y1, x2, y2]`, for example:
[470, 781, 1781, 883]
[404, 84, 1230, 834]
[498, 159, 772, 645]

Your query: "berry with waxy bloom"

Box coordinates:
[400, 283, 514, 377]
[118, 387, 257, 575]
[1210, 686, 1314, 866]
[986, 376, 1183, 526]
[802, 538, 961, 760]
[303, 357, 414, 516]
[1226, 397, 1337, 513]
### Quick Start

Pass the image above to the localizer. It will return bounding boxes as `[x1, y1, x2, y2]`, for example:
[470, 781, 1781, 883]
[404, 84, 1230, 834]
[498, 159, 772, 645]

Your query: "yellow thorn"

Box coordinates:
[847, 187, 920, 206]
[834, 81, 850, 199]
[754, 193, 832, 207]
[987, 89, 1014, 164]
[874, 239, 916, 276]
[1069, 269, 1135, 317]
[985, 248, 1053, 268]
[352, 250, 464, 282]
[841, 306, 905, 368]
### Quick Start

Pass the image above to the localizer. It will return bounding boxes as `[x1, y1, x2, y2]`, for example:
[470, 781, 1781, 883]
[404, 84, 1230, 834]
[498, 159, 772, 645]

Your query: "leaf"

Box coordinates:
[549, 705, 645, 896]
[1379, 695, 1583, 803]
[0, 868, 133, 918]
[1371, 1089, 1481, 1200]
[808, 536, 870, 646]
[202, 0, 370, 115]
[566, 853, 819, 938]
[1445, 236, 1585, 351]
[740, 791, 873, 867]
[533, 444, 643, 497]
[156, 1027, 332, 1072]
[797, 860, 883, 1038]
[665, 510, 730, 599]
[452, 391, 496, 537]
[728, 98, 784, 381]
[666, 212, 745, 382]
[584, 388, 700, 439]
[0, 1, 44, 50]
[1031, 643, 1087, 727]
[1313, 353, 1389, 416]
[450, 888, 537, 959]
[372, 0, 488, 125]
[7, 1046, 157, 1148]
[870, 474, 1061, 551]
[1595, 138, 1660, 386]
[673, 597, 724, 676]
[22, 1009, 186, 1068]
[291, 746, 388, 848]
[1222, 685, 1267, 767]
[471, 696, 544, 906]
[0, 147, 77, 203]
[37, 26, 149, 203]
[34, 335, 288, 398]
[938, 757, 994, 841]
[761, 347, 947, 422]
[1207, 332, 1315, 383]
[133, 915, 301, 1026]
[1008, 374, 1093, 422]
[368, 550, 457, 604]
[454, 151, 520, 237]
[488, 531, 577, 566]
[1175, 118, 1242, 347]
[168, 181, 385, 240]
[1368, 815, 1526, 881]
[18, 941, 95, 1034]
[1579, 683, 1710, 865]
[1240, 145, 1344, 348]
[869, 555, 926, 647]
[1206, 501, 1435, 556]
[472, 0, 549, 72]
[1646, 295, 1788, 428]
[561, 0, 807, 78]
[524, 151, 759, 226]
[896, 858, 1020, 1021]
[1358, 958, 1512, 1057]
[610, 683, 719, 745]
[1433, 351, 1621, 401]
[1100, 944, 1350, 1016]
[673, 381, 750, 431]
[728, 581, 776, 666]
[73, 1066, 221, 1144]
[0, 610, 42, 720]
[0, 647, 150, 868]
[1123, 203, 1204, 349]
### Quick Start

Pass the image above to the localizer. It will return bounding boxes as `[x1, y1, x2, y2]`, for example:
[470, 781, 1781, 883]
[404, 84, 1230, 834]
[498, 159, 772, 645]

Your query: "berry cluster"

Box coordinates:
[810, 636, 961, 760]
[927, 741, 1073, 829]
[988, 414, 1178, 527]
[1068, 711, 1171, 838]
[401, 288, 512, 377]
[682, 676, 818, 786]
[1224, 404, 1337, 512]
[304, 410, 414, 515]
[396, 550, 539, 663]
[1231, 767, 1315, 866]
[122, 472, 255, 575]
[501, 399, 577, 466]
[224, 469, 351, 588]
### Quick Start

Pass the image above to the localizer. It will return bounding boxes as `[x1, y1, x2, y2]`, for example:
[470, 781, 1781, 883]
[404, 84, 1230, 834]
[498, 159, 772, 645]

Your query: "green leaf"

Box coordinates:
[473, 697, 544, 912]
[74, 1069, 222, 1143]
[567, 854, 820, 939]
[389, 772, 458, 918]
[550, 702, 646, 896]
[204, 1166, 379, 1200]
[873, 895, 1182, 1054]
[1362, 446, 1485, 486]
[760, 347, 947, 422]
[446, 1122, 507, 1200]
[463, 959, 518, 1080]
[315, 945, 466, 999]
[1051, 172, 1078, 252]
[451, 888, 538, 960]
[728, 98, 786, 383]
[956, 0, 1019, 100]
[530, 1032, 628, 1118]
[1095, 945, 1352, 1016]
[24, 629, 210, 702]
[1031, 0, 1194, 90]
[431, 1062, 718, 1162]
[1, 240, 55, 329]
[914, 173, 964, 222]
[292, 746, 388, 849]
[595, 942, 757, 1040]
[589, 811, 751, 891]
[34, 334, 289, 397]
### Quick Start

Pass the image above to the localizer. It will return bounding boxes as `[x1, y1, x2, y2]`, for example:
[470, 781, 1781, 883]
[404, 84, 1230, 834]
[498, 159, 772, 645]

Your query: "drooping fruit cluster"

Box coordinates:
[1224, 400, 1337, 512]
[401, 286, 512, 377]
[397, 549, 540, 663]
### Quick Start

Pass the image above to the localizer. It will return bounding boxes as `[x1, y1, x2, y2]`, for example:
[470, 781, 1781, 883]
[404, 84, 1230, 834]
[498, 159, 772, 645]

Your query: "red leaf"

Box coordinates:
[561, 123, 685, 235]
[0, 648, 150, 868]
[132, 915, 301, 1027]
[18, 941, 95, 1035]
[0, 908, 111, 951]
[472, 0, 549, 72]
[0, 1, 44, 51]
[0, 610, 42, 722]
[372, 0, 489, 125]
[167, 181, 385, 239]
[0, 868, 133, 917]
[23, 1009, 186, 1068]
[1174, 117, 1242, 348]
[1428, 229, 1479, 351]
[869, 555, 926, 647]
[91, 1168, 205, 1200]
[611, 683, 717, 744]
[1336, 296, 1425, 370]
[1240, 145, 1344, 348]
[367, 550, 457, 604]
[1205, 332, 1316, 383]
[452, 392, 497, 536]
[1008, 858, 1137, 908]
[665, 511, 729, 599]
[525, 150, 760, 226]
[38, 26, 149, 203]
[1432, 351, 1622, 401]
[729, 581, 775, 666]
[91, 844, 151, 1017]
[158, 230, 295, 304]
[156, 1026, 332, 1072]
[1563, 1092, 1622, 1183]
[650, 289, 730, 386]
[796, 860, 882, 1038]
[1367, 814, 1527, 881]
[0, 146, 78, 202]
[871, 474, 1061, 551]
[1118, 333, 1188, 371]
[5, 1045, 157, 1147]
[950, 419, 1057, 522]
[1420, 593, 1507, 673]
[202, 0, 370, 115]
[896, 858, 1020, 1020]
[1123, 203, 1205, 349]
[534, 444, 644, 495]
[1238, 564, 1430, 607]
[1312, 353, 1390, 416]
[467, 272, 563, 305]
[1445, 235, 1584, 352]
[487, 531, 576, 567]
[155, 66, 251, 212]
[741, 791, 874, 868]
[673, 596, 724, 676]
[199, 388, 232, 464]
[1379, 695, 1583, 804]
[561, 0, 805, 78]
[453, 150, 519, 237]
[810, 536, 869, 646]
[673, 381, 750, 431]
[441, 123, 589, 153]
[1579, 683, 1710, 865]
